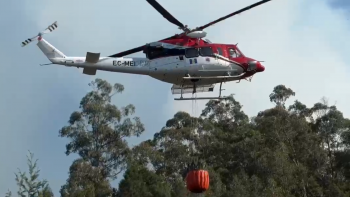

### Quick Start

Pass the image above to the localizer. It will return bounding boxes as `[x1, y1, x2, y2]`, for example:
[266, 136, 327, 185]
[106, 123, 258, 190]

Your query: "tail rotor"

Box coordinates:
[41, 21, 58, 34]
[21, 36, 39, 47]
[21, 21, 58, 47]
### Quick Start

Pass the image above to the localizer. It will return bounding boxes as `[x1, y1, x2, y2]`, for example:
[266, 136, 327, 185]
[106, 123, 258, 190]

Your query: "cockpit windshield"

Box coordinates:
[228, 47, 241, 58]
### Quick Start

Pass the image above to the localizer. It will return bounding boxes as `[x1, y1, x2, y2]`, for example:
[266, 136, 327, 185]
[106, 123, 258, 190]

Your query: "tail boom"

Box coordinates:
[51, 56, 151, 75]
[22, 21, 151, 76]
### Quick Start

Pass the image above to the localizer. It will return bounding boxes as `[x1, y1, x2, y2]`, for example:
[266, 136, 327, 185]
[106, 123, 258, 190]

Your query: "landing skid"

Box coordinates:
[174, 82, 228, 101]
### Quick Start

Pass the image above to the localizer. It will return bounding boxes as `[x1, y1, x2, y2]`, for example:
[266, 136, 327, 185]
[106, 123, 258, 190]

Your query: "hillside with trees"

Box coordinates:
[5, 78, 350, 197]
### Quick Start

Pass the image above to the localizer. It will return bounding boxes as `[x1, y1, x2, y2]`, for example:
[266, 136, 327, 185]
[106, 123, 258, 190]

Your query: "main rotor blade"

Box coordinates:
[193, 0, 272, 31]
[146, 0, 186, 30]
[108, 46, 145, 58]
[108, 35, 178, 58]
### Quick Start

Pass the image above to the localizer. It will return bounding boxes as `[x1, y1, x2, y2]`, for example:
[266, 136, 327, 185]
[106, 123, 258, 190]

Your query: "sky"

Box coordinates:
[328, 0, 350, 10]
[0, 0, 350, 195]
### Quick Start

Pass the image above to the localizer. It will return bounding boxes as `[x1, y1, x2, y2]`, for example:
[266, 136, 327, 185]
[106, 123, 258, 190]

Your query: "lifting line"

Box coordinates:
[191, 93, 198, 131]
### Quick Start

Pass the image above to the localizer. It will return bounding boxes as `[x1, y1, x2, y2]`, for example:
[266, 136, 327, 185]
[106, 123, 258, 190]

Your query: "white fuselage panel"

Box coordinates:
[51, 55, 244, 86]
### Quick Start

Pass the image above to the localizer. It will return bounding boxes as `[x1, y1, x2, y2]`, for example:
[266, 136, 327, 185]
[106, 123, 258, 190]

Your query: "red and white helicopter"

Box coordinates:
[21, 0, 271, 101]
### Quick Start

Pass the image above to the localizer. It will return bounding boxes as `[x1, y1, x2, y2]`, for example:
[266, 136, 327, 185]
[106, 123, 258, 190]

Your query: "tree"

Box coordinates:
[38, 186, 54, 197]
[5, 190, 12, 197]
[60, 158, 112, 197]
[9, 82, 350, 196]
[9, 151, 53, 197]
[117, 163, 172, 197]
[117, 84, 350, 196]
[59, 78, 145, 196]
[269, 84, 295, 107]
[288, 100, 312, 118]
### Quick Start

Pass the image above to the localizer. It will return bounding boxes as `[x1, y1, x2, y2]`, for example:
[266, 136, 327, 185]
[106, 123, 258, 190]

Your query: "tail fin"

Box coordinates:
[37, 38, 65, 59]
[20, 21, 65, 60]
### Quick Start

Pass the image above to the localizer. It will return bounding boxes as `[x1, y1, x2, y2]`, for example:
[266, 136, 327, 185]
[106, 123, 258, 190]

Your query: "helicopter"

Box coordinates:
[21, 0, 271, 101]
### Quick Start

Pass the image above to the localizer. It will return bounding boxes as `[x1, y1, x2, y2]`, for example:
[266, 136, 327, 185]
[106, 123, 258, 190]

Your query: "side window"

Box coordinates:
[146, 46, 165, 59]
[148, 47, 163, 59]
[199, 47, 214, 56]
[168, 48, 186, 56]
[185, 48, 199, 58]
[228, 48, 240, 58]
[217, 47, 223, 55]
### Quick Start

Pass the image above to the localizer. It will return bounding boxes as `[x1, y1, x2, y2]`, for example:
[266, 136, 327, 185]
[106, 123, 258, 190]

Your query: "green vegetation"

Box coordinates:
[6, 79, 350, 196]
[6, 151, 54, 197]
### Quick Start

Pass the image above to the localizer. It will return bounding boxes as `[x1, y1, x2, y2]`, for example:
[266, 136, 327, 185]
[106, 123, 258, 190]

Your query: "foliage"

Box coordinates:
[7, 79, 350, 197]
[59, 78, 145, 196]
[116, 163, 172, 197]
[269, 84, 295, 107]
[5, 190, 12, 197]
[59, 158, 112, 197]
[122, 84, 350, 197]
[6, 151, 53, 197]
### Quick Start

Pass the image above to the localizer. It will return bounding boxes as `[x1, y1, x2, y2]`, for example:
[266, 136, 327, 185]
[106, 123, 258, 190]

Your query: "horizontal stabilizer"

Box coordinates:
[83, 68, 96, 75]
[85, 52, 100, 63]
[171, 84, 214, 94]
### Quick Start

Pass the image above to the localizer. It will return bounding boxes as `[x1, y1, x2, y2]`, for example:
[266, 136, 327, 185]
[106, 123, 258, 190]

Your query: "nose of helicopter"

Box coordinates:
[256, 61, 265, 72]
[247, 60, 265, 72]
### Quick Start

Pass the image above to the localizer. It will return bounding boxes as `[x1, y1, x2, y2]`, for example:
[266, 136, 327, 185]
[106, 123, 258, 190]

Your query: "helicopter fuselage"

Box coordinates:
[51, 53, 245, 86]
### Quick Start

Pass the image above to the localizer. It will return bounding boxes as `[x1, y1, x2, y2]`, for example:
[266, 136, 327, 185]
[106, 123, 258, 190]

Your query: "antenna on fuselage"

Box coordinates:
[195, 38, 200, 45]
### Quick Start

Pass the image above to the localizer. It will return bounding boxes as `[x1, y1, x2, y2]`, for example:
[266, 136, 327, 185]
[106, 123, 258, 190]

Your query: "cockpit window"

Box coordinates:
[217, 47, 223, 55]
[185, 48, 199, 58]
[228, 48, 241, 58]
[199, 47, 214, 56]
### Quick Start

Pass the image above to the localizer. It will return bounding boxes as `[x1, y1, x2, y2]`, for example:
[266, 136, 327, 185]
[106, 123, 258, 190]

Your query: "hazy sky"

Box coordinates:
[328, 0, 350, 10]
[1, 0, 349, 195]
